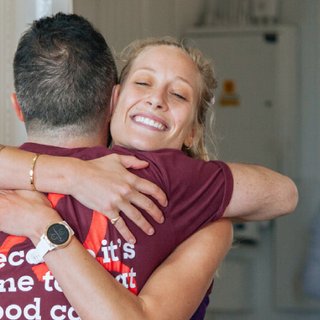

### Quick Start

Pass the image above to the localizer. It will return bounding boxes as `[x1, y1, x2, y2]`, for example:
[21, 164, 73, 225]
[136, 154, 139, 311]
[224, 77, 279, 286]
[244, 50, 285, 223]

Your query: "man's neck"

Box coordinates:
[26, 130, 108, 148]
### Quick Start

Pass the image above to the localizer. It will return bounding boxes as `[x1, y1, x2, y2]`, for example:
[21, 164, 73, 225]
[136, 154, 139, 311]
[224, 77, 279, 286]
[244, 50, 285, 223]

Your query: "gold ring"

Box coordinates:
[110, 216, 121, 225]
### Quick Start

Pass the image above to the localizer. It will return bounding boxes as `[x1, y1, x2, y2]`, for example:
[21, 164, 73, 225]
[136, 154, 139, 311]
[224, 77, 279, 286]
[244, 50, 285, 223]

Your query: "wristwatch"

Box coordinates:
[26, 221, 74, 265]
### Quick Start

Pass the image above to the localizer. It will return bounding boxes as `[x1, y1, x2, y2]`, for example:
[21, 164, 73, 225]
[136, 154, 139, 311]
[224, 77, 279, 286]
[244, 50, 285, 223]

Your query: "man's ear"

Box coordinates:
[110, 84, 121, 116]
[11, 93, 24, 122]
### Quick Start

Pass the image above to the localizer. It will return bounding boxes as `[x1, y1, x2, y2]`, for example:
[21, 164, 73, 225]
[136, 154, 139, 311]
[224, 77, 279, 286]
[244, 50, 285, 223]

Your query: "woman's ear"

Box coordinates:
[110, 84, 121, 116]
[11, 93, 24, 122]
[184, 127, 195, 148]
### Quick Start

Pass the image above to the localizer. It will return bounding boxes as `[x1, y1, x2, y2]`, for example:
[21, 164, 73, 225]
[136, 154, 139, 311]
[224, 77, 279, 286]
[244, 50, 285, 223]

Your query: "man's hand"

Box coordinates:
[0, 190, 61, 243]
[70, 154, 167, 243]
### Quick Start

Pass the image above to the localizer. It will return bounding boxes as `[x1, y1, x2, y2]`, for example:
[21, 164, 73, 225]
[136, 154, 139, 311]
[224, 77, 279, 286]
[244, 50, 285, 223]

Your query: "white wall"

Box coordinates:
[0, 0, 73, 146]
[279, 0, 320, 182]
[0, 0, 23, 145]
[73, 0, 202, 53]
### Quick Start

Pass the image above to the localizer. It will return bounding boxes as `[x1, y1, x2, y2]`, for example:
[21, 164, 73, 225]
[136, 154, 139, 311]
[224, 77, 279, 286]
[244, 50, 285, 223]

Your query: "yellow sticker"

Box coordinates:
[219, 80, 240, 107]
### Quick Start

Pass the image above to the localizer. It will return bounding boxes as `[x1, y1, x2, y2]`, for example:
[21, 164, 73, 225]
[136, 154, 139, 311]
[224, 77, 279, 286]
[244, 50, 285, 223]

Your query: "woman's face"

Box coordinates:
[110, 45, 201, 151]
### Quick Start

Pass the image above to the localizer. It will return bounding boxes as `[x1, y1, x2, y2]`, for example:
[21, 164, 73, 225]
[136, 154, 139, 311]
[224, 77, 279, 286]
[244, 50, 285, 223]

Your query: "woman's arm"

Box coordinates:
[0, 146, 167, 242]
[0, 190, 232, 320]
[45, 219, 232, 320]
[224, 163, 299, 221]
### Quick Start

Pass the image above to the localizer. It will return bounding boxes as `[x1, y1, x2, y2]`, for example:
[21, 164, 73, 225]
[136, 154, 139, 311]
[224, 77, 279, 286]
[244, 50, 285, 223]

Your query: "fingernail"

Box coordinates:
[159, 216, 165, 224]
[148, 228, 155, 235]
[129, 238, 136, 244]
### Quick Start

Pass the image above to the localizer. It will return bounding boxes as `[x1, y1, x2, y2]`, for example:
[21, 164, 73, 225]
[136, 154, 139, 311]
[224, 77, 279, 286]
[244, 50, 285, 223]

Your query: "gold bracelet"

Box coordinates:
[0, 144, 6, 153]
[29, 153, 40, 191]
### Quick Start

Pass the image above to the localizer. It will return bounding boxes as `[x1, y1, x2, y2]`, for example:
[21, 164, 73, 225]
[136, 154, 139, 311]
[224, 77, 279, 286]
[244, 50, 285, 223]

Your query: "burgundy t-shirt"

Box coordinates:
[0, 143, 233, 319]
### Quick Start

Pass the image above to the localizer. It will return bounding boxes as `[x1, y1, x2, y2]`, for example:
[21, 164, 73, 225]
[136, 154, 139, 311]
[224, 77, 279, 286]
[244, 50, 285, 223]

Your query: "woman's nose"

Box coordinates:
[146, 90, 168, 110]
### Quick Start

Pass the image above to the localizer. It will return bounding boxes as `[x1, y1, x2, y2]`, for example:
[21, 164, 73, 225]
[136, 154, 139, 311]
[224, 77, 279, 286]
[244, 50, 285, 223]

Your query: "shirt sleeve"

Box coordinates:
[111, 146, 234, 247]
[159, 151, 233, 245]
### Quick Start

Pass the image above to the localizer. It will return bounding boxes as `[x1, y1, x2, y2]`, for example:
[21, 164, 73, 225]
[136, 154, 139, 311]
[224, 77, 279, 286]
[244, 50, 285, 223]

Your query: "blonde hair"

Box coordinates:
[118, 37, 217, 161]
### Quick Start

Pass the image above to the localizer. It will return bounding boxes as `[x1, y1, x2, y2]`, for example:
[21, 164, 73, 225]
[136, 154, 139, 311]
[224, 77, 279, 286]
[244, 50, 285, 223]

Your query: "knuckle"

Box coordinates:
[129, 174, 138, 184]
[146, 181, 157, 192]
[149, 185, 163, 200]
[102, 203, 114, 213]
[115, 217, 125, 227]
[131, 211, 142, 221]
[111, 192, 123, 204]
[144, 198, 155, 211]
[120, 183, 133, 197]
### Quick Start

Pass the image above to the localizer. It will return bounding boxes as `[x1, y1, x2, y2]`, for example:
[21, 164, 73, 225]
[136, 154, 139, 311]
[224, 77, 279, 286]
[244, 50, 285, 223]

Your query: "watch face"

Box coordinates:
[47, 223, 70, 245]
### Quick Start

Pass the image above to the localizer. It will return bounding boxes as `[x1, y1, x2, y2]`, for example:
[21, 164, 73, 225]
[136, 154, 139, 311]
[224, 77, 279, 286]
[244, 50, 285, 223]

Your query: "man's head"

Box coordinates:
[13, 12, 117, 143]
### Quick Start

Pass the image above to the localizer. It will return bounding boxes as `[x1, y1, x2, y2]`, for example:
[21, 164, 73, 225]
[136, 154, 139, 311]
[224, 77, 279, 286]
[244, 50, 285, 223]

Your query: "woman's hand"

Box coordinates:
[67, 154, 167, 243]
[0, 146, 168, 244]
[0, 190, 61, 244]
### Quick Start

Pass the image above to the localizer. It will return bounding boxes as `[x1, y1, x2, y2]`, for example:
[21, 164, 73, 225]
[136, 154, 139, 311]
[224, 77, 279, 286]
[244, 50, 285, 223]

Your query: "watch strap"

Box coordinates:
[26, 235, 52, 264]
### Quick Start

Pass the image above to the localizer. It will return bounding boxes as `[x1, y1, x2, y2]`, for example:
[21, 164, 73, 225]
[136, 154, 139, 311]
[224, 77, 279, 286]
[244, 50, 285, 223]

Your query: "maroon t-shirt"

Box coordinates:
[0, 143, 233, 319]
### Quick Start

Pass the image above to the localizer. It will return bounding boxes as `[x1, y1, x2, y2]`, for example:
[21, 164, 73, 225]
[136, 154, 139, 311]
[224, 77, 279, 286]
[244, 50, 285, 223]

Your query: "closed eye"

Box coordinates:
[172, 92, 187, 101]
[135, 81, 149, 86]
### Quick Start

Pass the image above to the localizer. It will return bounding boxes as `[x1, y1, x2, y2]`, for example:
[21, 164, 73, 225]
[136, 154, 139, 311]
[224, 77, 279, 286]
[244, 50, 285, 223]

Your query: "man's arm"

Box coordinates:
[224, 163, 298, 221]
[0, 190, 232, 320]
[0, 146, 167, 242]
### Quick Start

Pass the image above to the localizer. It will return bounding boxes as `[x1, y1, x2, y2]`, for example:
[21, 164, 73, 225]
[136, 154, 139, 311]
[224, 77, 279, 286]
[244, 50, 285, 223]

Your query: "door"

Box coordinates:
[186, 29, 278, 170]
[185, 28, 317, 320]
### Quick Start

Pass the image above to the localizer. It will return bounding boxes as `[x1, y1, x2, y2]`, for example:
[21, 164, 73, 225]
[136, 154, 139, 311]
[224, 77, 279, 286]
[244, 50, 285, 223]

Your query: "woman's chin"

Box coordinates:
[127, 140, 164, 152]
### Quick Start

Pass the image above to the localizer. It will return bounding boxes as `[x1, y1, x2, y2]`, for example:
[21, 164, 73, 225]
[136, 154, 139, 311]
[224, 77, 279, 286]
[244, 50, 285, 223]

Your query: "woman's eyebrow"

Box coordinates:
[131, 67, 156, 75]
[131, 68, 195, 89]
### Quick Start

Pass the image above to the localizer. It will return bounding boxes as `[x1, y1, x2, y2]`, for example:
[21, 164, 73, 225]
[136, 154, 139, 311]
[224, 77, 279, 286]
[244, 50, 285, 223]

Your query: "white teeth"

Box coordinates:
[135, 116, 165, 130]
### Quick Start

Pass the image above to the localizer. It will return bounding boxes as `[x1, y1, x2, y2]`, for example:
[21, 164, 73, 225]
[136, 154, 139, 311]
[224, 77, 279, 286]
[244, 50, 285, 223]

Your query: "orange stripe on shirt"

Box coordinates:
[47, 193, 65, 208]
[0, 235, 27, 255]
[32, 263, 50, 282]
[83, 211, 108, 255]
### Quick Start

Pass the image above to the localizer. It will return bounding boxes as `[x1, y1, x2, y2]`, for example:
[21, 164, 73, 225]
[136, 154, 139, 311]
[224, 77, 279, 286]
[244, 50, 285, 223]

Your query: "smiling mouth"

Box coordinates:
[133, 115, 167, 131]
